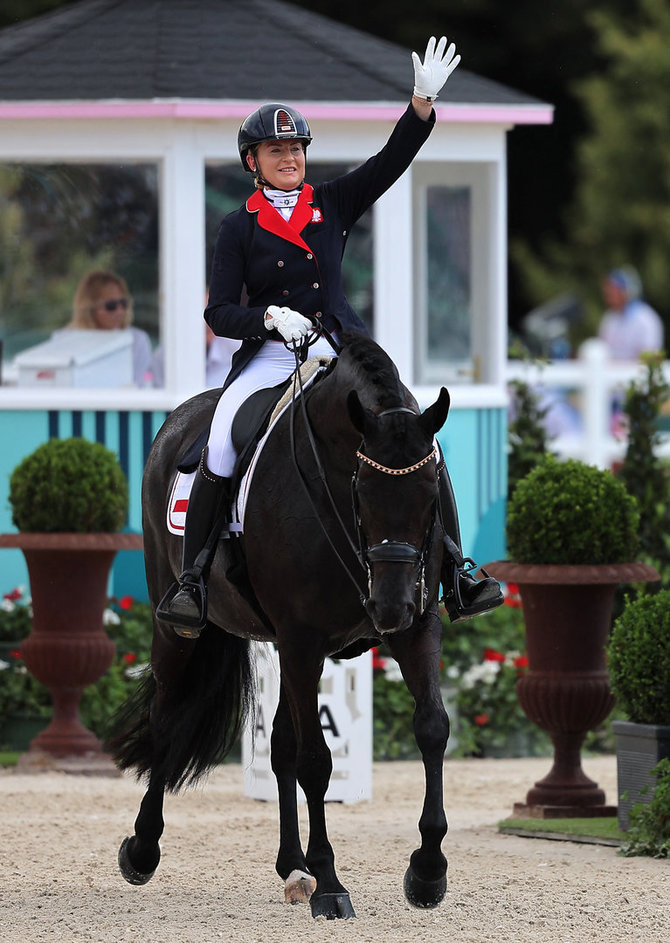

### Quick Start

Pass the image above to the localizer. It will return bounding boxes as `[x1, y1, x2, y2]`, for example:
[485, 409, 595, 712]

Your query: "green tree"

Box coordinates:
[519, 0, 670, 343]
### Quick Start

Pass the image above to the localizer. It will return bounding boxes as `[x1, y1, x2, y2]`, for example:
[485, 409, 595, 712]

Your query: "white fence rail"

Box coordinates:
[505, 338, 670, 470]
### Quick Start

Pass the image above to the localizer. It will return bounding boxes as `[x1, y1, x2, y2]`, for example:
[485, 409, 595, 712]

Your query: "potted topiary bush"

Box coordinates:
[486, 455, 658, 816]
[0, 437, 142, 766]
[607, 591, 670, 830]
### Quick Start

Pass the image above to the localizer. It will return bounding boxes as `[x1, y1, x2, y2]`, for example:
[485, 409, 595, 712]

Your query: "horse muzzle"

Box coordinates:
[363, 541, 425, 634]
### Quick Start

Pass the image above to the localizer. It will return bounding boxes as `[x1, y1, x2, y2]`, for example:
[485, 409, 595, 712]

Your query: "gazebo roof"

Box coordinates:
[0, 0, 546, 109]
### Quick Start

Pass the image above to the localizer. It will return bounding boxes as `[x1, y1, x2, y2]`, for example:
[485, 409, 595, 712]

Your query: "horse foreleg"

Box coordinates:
[118, 775, 165, 885]
[271, 684, 317, 904]
[387, 607, 450, 908]
[278, 650, 355, 920]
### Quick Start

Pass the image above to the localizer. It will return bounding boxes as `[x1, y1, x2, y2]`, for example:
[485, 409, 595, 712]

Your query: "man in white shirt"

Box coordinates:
[598, 267, 664, 360]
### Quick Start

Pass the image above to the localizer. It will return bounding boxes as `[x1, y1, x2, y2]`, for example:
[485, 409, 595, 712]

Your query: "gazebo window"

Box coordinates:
[0, 161, 159, 384]
[414, 162, 492, 385]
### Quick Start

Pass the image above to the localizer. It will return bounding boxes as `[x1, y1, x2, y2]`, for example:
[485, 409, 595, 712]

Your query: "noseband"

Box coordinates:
[352, 408, 439, 616]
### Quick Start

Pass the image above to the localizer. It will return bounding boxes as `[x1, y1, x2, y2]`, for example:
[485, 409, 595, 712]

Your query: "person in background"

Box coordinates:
[59, 270, 153, 386]
[598, 266, 664, 360]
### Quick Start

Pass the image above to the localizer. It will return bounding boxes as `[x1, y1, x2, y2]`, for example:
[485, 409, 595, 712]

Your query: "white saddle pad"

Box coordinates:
[166, 356, 332, 536]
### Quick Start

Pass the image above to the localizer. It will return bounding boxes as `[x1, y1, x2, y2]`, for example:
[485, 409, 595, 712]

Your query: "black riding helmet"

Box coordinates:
[238, 102, 312, 173]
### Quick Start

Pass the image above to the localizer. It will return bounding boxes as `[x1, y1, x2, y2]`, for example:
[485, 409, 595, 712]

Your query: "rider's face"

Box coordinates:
[248, 140, 306, 190]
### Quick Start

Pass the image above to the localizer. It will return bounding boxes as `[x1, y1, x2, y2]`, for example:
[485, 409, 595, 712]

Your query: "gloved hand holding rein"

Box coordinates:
[264, 305, 313, 343]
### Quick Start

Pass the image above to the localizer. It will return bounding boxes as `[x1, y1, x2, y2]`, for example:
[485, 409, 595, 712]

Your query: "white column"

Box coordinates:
[160, 131, 206, 398]
[373, 174, 414, 384]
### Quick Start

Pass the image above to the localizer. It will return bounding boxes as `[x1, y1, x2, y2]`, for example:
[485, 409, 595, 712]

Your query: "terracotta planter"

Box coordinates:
[0, 532, 142, 759]
[485, 561, 659, 816]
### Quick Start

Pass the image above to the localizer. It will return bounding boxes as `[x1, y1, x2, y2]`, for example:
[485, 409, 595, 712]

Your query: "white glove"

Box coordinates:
[411, 35, 461, 102]
[264, 305, 312, 343]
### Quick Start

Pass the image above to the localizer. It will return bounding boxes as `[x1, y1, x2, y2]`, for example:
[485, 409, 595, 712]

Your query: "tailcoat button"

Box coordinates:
[282, 290, 289, 296]
[277, 260, 284, 267]
[306, 252, 313, 259]
[312, 282, 319, 289]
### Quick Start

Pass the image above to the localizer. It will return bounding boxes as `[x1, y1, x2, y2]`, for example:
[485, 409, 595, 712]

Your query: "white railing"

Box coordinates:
[506, 338, 670, 469]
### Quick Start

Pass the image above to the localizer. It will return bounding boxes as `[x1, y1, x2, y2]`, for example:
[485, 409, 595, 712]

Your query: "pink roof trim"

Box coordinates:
[0, 100, 553, 125]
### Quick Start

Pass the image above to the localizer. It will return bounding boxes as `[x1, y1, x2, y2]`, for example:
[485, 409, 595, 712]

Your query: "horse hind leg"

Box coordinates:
[118, 776, 165, 885]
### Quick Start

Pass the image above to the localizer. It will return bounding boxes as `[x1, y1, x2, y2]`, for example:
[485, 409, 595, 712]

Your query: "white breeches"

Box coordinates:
[205, 336, 337, 477]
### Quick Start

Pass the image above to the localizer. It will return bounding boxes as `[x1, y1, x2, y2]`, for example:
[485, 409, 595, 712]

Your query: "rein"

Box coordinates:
[285, 343, 438, 618]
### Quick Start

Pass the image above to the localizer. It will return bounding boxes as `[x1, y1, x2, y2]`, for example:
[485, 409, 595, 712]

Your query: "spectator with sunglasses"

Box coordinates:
[56, 270, 153, 386]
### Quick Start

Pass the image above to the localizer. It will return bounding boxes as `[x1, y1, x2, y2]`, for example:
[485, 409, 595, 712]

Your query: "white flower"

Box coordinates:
[445, 665, 460, 680]
[103, 608, 121, 626]
[0, 659, 10, 671]
[0, 599, 15, 613]
[461, 660, 501, 690]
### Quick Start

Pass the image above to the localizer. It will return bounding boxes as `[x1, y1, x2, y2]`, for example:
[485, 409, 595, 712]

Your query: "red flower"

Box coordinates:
[119, 595, 134, 610]
[371, 647, 386, 671]
[513, 655, 529, 669]
[483, 648, 505, 663]
[9, 649, 22, 660]
[474, 713, 490, 726]
[123, 652, 137, 664]
[504, 582, 522, 609]
[4, 588, 22, 601]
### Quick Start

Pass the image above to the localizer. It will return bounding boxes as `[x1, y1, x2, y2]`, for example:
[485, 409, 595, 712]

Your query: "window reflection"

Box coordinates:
[426, 185, 471, 364]
[0, 162, 159, 386]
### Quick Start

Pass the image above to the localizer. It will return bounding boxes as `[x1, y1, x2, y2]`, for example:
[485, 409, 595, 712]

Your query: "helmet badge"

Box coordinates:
[274, 109, 298, 136]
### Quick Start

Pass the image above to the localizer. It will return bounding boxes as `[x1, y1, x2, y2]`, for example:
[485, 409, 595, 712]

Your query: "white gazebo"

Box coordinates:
[0, 0, 552, 594]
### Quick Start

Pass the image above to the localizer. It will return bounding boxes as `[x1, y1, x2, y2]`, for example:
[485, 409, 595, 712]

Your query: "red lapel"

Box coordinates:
[246, 184, 316, 253]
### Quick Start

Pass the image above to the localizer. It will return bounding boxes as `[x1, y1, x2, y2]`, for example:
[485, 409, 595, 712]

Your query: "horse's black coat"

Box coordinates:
[109, 333, 452, 918]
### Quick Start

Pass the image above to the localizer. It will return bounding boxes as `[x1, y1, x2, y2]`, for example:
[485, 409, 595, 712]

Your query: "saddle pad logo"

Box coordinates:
[166, 471, 195, 534]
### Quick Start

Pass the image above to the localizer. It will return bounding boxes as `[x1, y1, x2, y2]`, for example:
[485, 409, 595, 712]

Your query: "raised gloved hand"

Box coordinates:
[264, 305, 312, 343]
[411, 35, 461, 102]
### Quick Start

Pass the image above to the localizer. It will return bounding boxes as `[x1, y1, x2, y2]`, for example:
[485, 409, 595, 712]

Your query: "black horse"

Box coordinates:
[109, 332, 452, 919]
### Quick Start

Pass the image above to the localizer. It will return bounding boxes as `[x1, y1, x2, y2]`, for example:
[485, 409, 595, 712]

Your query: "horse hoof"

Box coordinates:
[284, 869, 317, 904]
[403, 865, 447, 908]
[310, 892, 356, 920]
[118, 836, 159, 886]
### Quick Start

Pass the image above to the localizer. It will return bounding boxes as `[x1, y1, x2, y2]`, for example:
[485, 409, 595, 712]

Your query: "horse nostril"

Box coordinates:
[366, 597, 415, 634]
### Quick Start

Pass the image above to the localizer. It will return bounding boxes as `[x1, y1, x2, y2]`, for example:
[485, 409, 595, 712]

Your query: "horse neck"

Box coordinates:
[306, 369, 361, 464]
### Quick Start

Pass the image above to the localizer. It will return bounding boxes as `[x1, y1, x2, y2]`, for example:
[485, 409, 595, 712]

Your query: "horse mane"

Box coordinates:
[337, 332, 406, 412]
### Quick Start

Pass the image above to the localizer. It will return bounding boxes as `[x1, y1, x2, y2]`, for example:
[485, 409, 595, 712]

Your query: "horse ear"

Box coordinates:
[347, 390, 370, 434]
[419, 386, 450, 436]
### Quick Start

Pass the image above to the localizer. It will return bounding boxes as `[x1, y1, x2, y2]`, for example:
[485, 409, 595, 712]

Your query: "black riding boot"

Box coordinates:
[157, 450, 230, 639]
[438, 464, 503, 623]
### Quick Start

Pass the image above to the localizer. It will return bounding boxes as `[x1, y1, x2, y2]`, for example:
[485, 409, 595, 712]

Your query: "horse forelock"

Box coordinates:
[336, 333, 430, 465]
[337, 332, 406, 412]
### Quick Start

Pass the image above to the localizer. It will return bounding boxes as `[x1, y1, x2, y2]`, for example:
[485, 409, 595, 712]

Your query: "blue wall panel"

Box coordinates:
[0, 404, 507, 603]
[436, 405, 507, 567]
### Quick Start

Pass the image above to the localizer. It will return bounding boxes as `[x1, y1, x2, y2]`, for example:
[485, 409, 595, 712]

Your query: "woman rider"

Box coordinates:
[159, 36, 503, 635]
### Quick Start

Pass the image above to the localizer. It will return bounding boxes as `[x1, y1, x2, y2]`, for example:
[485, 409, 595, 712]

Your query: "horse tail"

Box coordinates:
[106, 625, 255, 792]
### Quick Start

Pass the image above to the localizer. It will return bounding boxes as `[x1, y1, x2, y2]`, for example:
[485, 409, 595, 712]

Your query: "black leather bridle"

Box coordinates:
[286, 338, 440, 619]
[351, 408, 439, 616]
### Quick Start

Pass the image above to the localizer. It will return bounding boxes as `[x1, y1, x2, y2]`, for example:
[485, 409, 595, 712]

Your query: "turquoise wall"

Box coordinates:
[0, 408, 168, 601]
[0, 403, 507, 602]
[436, 405, 507, 568]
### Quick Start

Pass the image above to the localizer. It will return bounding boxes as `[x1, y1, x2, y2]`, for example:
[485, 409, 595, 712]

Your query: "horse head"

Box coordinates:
[347, 386, 450, 634]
